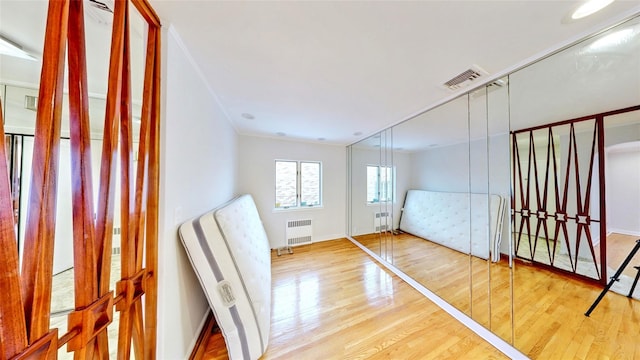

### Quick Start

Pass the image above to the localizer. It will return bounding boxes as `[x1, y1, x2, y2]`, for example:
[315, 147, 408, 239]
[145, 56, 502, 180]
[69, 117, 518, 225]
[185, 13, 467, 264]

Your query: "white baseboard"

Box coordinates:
[608, 228, 640, 237]
[271, 234, 347, 250]
[313, 233, 348, 242]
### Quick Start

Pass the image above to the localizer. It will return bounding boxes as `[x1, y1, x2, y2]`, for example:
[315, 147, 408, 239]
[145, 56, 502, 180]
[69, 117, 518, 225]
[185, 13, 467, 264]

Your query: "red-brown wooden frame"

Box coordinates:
[511, 105, 640, 285]
[0, 0, 161, 358]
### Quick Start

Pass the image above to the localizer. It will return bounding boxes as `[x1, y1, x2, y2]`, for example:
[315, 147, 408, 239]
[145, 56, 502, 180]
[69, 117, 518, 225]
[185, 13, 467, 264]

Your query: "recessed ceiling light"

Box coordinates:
[571, 0, 615, 20]
[241, 113, 255, 120]
[317, 137, 326, 141]
[353, 131, 363, 136]
[0, 35, 36, 61]
[276, 132, 286, 137]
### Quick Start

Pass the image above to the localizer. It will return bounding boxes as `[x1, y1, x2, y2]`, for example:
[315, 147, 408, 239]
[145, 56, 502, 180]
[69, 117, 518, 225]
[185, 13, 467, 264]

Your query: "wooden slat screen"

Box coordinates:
[511, 105, 640, 285]
[0, 0, 161, 358]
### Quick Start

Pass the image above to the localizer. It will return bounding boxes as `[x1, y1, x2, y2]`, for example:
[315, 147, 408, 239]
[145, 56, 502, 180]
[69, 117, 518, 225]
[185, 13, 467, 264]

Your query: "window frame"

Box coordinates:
[366, 164, 395, 205]
[274, 159, 323, 210]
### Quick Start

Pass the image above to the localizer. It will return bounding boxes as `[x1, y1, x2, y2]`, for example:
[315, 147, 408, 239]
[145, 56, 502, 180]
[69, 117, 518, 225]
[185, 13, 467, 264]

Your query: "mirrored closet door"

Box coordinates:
[347, 12, 639, 359]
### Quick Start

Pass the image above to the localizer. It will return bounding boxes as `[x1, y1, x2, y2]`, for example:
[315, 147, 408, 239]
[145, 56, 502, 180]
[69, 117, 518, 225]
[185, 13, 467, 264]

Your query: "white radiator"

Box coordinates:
[286, 219, 312, 246]
[374, 212, 391, 233]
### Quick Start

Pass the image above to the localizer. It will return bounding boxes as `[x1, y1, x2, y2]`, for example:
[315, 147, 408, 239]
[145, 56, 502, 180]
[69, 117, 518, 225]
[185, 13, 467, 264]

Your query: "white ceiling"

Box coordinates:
[149, 0, 640, 146]
[0, 0, 146, 137]
[1, 1, 639, 146]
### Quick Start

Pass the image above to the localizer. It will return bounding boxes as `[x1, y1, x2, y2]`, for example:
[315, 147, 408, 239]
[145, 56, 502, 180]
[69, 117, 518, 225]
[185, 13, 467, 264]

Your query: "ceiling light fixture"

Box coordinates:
[0, 35, 36, 61]
[571, 0, 615, 20]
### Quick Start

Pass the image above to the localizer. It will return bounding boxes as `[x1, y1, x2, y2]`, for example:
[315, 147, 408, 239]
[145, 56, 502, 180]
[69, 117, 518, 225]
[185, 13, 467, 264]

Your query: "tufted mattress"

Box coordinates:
[179, 194, 271, 359]
[399, 190, 506, 262]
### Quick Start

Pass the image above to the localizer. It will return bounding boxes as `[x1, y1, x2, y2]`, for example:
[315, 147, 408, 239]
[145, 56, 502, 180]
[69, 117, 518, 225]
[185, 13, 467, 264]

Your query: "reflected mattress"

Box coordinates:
[399, 190, 506, 261]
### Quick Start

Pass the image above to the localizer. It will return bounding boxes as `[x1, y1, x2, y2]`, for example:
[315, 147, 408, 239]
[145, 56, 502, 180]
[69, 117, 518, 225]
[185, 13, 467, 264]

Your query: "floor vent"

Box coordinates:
[374, 212, 391, 233]
[443, 65, 489, 90]
[286, 219, 312, 246]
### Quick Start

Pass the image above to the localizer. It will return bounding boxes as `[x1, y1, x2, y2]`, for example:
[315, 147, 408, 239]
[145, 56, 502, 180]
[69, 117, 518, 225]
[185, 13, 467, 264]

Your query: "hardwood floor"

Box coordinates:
[354, 232, 640, 359]
[201, 239, 507, 359]
[512, 260, 640, 359]
[603, 233, 640, 278]
[201, 235, 640, 359]
[355, 232, 513, 342]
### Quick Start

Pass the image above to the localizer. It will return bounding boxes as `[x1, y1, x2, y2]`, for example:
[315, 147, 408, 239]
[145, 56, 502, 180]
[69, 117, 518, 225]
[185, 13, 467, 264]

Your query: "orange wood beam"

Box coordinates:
[0, 102, 29, 359]
[132, 0, 161, 28]
[93, 0, 127, 356]
[67, 0, 101, 356]
[117, 3, 137, 356]
[144, 25, 161, 360]
[21, 0, 70, 343]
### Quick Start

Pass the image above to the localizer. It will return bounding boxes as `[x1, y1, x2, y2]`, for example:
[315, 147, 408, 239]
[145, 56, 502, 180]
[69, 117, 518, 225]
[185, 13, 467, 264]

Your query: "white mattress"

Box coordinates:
[179, 194, 271, 359]
[399, 190, 506, 262]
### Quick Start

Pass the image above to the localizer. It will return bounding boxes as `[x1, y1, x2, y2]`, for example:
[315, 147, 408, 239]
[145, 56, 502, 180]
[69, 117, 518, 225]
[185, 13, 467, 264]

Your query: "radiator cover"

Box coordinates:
[286, 219, 312, 246]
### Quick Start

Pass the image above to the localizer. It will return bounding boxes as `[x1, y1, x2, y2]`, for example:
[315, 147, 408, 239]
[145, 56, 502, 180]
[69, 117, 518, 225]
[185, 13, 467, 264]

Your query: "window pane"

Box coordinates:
[366, 165, 378, 203]
[275, 161, 297, 208]
[380, 166, 393, 202]
[300, 162, 320, 206]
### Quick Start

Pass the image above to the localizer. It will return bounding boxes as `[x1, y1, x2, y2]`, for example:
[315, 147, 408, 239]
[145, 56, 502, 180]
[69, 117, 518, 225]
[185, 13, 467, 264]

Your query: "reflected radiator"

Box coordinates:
[286, 219, 312, 246]
[374, 212, 391, 233]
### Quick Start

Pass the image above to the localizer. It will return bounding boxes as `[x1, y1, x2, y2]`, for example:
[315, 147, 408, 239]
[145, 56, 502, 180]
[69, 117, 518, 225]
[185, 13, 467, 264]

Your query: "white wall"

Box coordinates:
[18, 137, 75, 275]
[237, 135, 346, 249]
[157, 26, 239, 359]
[409, 142, 470, 192]
[607, 142, 640, 236]
[408, 134, 512, 254]
[605, 123, 640, 236]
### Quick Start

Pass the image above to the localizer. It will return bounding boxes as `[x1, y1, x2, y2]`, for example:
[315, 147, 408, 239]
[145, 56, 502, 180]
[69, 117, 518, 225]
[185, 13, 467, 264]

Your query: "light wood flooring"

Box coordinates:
[200, 239, 507, 359]
[201, 235, 640, 359]
[602, 233, 640, 278]
[385, 233, 513, 342]
[356, 232, 640, 359]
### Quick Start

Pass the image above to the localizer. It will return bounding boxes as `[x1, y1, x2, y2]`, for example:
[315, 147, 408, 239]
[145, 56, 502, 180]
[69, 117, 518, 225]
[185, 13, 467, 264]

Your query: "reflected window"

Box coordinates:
[275, 160, 322, 209]
[366, 165, 394, 204]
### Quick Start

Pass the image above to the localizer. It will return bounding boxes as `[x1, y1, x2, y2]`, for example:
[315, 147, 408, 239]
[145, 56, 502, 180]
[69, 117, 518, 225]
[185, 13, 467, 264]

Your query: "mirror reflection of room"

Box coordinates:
[348, 13, 639, 359]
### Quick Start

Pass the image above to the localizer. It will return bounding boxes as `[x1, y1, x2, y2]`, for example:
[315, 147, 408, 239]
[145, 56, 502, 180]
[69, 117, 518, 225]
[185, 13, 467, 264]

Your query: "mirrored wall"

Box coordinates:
[348, 13, 640, 358]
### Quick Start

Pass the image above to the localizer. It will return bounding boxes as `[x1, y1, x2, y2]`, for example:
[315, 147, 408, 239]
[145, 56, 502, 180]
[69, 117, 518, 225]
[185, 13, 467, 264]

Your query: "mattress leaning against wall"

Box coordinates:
[179, 194, 271, 359]
[399, 190, 506, 262]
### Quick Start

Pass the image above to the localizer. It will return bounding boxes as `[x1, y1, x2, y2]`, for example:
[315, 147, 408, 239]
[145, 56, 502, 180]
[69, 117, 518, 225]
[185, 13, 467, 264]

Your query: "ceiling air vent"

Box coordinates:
[443, 65, 489, 91]
[24, 95, 37, 111]
[86, 0, 114, 26]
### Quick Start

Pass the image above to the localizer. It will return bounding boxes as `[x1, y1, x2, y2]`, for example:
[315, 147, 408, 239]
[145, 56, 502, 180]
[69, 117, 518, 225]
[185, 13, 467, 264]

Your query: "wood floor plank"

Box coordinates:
[513, 256, 640, 359]
[202, 238, 506, 359]
[202, 234, 640, 359]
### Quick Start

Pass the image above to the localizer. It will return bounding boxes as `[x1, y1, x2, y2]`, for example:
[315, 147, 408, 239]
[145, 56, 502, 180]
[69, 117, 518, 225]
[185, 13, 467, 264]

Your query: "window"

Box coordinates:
[367, 165, 394, 203]
[275, 160, 322, 209]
